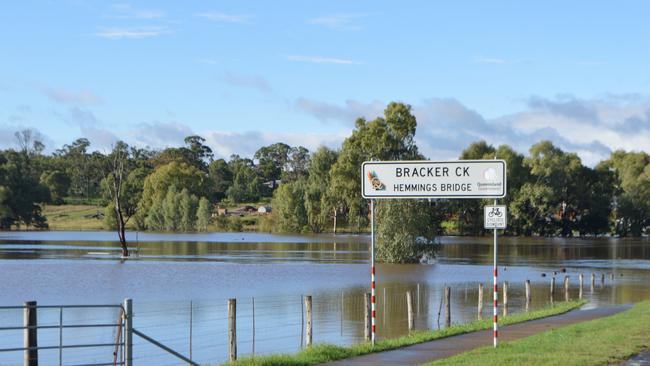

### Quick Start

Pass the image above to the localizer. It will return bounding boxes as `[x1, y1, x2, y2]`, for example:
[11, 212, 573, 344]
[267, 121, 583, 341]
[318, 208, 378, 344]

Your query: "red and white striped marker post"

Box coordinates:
[493, 198, 498, 348]
[370, 199, 376, 344]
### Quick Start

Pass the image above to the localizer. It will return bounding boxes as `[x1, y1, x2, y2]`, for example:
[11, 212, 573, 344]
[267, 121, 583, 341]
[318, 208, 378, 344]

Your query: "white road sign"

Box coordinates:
[361, 160, 506, 199]
[484, 205, 507, 229]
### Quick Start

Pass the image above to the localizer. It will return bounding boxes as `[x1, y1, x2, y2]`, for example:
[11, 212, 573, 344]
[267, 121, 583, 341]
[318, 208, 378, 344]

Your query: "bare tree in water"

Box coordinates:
[106, 142, 133, 257]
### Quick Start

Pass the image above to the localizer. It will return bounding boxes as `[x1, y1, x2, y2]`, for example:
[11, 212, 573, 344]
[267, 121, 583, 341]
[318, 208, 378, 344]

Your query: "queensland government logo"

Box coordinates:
[367, 171, 385, 191]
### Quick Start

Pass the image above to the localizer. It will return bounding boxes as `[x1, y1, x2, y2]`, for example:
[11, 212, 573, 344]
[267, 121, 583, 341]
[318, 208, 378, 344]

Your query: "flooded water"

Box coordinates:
[0, 231, 649, 365]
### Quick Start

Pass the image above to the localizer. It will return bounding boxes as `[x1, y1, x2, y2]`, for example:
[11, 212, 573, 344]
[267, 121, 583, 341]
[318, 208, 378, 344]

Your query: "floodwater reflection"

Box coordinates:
[0, 231, 648, 365]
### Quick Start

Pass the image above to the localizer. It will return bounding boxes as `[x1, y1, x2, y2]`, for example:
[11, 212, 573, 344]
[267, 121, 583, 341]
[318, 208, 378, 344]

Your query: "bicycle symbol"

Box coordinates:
[488, 207, 503, 217]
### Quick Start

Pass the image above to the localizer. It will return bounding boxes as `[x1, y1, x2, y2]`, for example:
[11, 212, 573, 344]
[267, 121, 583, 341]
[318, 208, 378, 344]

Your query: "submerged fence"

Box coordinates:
[0, 272, 618, 365]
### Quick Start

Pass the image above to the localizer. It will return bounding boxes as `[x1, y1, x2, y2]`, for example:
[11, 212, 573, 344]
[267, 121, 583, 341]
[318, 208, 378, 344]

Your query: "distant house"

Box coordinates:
[258, 205, 272, 214]
[216, 207, 228, 216]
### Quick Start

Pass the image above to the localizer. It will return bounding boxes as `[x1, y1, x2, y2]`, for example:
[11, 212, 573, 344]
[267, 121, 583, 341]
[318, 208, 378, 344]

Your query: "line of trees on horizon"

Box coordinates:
[1, 102, 649, 248]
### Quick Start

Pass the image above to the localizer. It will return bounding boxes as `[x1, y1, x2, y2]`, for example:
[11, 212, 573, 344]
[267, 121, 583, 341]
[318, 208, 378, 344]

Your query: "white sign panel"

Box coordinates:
[361, 160, 506, 199]
[484, 205, 507, 229]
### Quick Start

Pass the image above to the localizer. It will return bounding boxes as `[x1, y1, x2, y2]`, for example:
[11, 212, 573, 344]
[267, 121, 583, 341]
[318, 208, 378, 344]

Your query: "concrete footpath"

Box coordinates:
[323, 305, 631, 366]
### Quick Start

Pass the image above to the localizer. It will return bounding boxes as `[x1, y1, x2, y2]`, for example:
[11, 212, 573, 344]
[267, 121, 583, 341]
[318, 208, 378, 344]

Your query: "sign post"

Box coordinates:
[362, 160, 506, 344]
[484, 204, 507, 347]
[370, 199, 376, 345]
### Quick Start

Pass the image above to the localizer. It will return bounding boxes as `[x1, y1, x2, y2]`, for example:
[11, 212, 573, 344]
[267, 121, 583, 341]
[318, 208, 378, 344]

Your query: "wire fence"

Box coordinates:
[0, 273, 618, 366]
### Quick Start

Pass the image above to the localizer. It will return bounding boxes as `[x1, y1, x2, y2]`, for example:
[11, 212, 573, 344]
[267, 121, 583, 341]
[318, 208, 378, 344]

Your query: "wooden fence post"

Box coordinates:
[228, 299, 237, 362]
[364, 293, 371, 341]
[406, 291, 414, 331]
[444, 287, 451, 328]
[564, 276, 570, 302]
[525, 280, 531, 312]
[24, 301, 38, 366]
[550, 277, 556, 304]
[579, 274, 584, 299]
[478, 283, 484, 320]
[502, 281, 509, 317]
[305, 296, 313, 347]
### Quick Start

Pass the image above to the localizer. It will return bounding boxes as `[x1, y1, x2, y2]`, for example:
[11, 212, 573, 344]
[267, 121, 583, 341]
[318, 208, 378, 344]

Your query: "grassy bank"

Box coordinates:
[426, 301, 650, 366]
[221, 300, 585, 366]
[42, 204, 106, 230]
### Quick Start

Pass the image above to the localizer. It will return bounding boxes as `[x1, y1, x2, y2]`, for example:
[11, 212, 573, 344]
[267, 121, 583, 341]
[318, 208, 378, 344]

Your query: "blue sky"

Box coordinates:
[1, 1, 650, 165]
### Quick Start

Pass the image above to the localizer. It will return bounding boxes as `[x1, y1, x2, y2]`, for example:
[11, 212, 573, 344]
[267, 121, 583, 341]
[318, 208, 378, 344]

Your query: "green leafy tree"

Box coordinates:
[196, 197, 212, 231]
[139, 161, 208, 227]
[510, 183, 554, 236]
[375, 200, 440, 263]
[0, 150, 50, 229]
[145, 200, 165, 231]
[271, 179, 308, 232]
[254, 143, 291, 189]
[284, 146, 310, 182]
[150, 135, 213, 172]
[208, 159, 233, 201]
[226, 155, 261, 203]
[601, 150, 650, 236]
[304, 147, 338, 233]
[40, 170, 71, 204]
[162, 185, 181, 231]
[179, 188, 199, 232]
[329, 102, 421, 232]
[525, 141, 584, 236]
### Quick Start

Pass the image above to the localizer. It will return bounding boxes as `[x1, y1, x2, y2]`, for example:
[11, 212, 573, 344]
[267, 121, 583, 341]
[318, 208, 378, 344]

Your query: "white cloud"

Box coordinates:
[295, 98, 384, 123]
[43, 88, 102, 105]
[308, 14, 365, 30]
[204, 130, 347, 159]
[195, 12, 252, 23]
[110, 3, 165, 19]
[95, 26, 170, 39]
[292, 95, 650, 166]
[129, 121, 193, 148]
[287, 55, 362, 65]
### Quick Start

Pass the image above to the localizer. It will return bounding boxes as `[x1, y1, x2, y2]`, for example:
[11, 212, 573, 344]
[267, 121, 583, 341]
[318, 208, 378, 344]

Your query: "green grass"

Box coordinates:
[426, 301, 650, 366]
[42, 204, 107, 230]
[222, 300, 586, 366]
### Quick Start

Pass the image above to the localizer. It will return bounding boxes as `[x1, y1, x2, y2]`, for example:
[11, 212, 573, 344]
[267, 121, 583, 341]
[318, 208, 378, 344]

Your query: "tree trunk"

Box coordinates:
[114, 200, 129, 257]
[333, 208, 337, 235]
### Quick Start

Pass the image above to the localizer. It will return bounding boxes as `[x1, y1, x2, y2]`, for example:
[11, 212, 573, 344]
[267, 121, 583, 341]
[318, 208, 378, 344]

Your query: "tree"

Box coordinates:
[0, 150, 50, 229]
[104, 141, 139, 256]
[524, 141, 584, 236]
[375, 200, 440, 263]
[179, 188, 199, 232]
[304, 147, 338, 233]
[284, 146, 310, 182]
[150, 135, 213, 172]
[329, 102, 421, 232]
[139, 161, 208, 226]
[40, 170, 71, 204]
[254, 143, 291, 189]
[208, 159, 233, 201]
[271, 179, 308, 232]
[226, 155, 261, 203]
[196, 197, 212, 232]
[601, 150, 650, 236]
[145, 200, 165, 231]
[162, 185, 181, 231]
